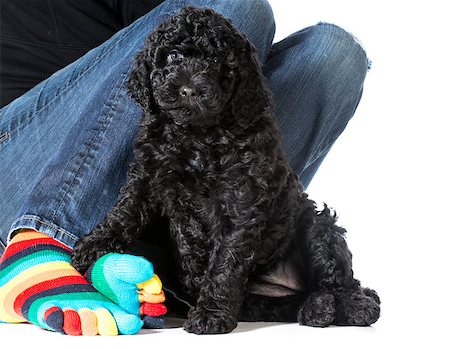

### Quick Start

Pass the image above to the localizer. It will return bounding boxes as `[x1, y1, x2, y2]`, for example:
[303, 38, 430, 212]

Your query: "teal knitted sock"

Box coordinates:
[85, 253, 155, 315]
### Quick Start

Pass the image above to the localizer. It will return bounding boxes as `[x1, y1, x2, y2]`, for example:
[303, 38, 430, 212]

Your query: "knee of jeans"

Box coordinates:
[174, 0, 275, 60]
[220, 0, 275, 58]
[242, 0, 274, 24]
[220, 0, 274, 23]
[311, 23, 370, 83]
[186, 0, 274, 25]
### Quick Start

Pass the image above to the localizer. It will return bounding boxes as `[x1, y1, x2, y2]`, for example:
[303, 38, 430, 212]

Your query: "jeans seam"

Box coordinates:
[33, 79, 50, 115]
[12, 215, 79, 242]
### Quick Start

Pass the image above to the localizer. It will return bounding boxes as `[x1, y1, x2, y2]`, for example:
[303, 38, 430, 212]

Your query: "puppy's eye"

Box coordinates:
[167, 50, 183, 63]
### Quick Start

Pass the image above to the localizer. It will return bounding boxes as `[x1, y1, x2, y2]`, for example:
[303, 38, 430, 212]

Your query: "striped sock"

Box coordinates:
[86, 253, 167, 328]
[0, 230, 143, 335]
[86, 253, 154, 315]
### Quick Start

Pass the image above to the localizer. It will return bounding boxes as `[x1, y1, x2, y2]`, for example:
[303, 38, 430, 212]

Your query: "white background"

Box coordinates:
[1, 0, 449, 347]
[275, 0, 450, 347]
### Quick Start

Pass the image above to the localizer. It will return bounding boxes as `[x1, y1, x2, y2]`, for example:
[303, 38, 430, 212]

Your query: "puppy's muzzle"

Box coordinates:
[179, 85, 198, 99]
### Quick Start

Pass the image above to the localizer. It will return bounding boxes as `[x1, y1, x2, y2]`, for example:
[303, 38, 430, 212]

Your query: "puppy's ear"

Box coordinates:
[231, 37, 272, 128]
[128, 45, 154, 110]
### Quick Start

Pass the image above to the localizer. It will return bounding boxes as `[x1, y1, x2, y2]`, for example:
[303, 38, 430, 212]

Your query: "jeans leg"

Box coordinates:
[0, 0, 275, 252]
[264, 23, 370, 188]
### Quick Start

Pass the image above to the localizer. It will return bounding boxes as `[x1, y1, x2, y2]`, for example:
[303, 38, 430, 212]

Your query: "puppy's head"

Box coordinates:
[129, 6, 270, 128]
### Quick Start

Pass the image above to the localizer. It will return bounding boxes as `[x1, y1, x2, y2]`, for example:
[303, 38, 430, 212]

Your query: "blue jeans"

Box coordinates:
[0, 0, 370, 253]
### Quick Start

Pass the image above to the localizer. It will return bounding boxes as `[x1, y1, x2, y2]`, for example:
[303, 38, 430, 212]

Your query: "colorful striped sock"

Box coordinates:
[0, 230, 143, 335]
[86, 253, 167, 329]
[86, 253, 156, 315]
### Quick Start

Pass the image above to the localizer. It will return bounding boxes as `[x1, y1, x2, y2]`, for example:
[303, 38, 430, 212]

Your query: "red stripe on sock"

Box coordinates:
[63, 309, 82, 336]
[14, 275, 89, 316]
[140, 302, 167, 317]
[0, 238, 72, 263]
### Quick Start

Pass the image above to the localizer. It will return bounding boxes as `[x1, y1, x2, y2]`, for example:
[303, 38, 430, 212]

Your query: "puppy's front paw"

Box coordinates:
[334, 288, 380, 326]
[71, 241, 101, 272]
[297, 292, 336, 327]
[184, 306, 237, 334]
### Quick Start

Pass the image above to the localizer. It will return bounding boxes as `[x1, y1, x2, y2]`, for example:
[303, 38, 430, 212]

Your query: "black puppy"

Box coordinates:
[72, 7, 380, 334]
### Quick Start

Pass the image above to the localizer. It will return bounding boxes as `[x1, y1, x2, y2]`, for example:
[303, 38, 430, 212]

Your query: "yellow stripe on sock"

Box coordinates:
[137, 274, 162, 295]
[94, 308, 118, 336]
[9, 230, 49, 244]
[0, 261, 80, 323]
[138, 290, 165, 303]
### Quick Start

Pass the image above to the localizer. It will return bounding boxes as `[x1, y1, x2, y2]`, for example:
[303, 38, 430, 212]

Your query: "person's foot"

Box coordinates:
[85, 252, 168, 328]
[0, 230, 146, 335]
[85, 252, 154, 314]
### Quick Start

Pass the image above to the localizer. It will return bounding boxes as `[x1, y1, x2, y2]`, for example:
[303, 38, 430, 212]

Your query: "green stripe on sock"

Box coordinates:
[0, 250, 70, 282]
[90, 256, 118, 304]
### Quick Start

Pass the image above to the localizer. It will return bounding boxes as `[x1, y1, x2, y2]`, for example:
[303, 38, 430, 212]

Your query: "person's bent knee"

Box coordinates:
[312, 23, 370, 80]
[280, 23, 370, 124]
[308, 24, 369, 125]
[183, 0, 275, 60]
[224, 0, 275, 59]
[239, 0, 274, 24]
[183, 0, 273, 19]
[202, 0, 274, 23]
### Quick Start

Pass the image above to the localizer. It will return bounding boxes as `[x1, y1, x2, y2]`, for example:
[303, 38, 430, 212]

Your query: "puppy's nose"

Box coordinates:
[179, 86, 197, 98]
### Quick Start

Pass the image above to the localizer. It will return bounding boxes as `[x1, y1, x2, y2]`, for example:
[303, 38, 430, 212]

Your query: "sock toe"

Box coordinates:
[102, 253, 154, 284]
[94, 308, 118, 336]
[44, 306, 64, 333]
[142, 315, 166, 329]
[78, 308, 98, 336]
[88, 253, 155, 314]
[63, 308, 82, 335]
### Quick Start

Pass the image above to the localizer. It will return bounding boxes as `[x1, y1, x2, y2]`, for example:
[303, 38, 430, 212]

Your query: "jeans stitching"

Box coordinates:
[15, 215, 79, 242]
[33, 79, 50, 115]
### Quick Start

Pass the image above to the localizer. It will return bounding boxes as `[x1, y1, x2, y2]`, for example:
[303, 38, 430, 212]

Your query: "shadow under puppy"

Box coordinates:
[72, 7, 380, 334]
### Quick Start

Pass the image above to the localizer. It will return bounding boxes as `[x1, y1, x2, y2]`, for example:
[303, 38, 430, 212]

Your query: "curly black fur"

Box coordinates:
[72, 7, 380, 334]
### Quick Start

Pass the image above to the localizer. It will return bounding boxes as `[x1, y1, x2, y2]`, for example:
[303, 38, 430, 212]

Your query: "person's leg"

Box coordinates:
[264, 23, 370, 188]
[0, 0, 275, 333]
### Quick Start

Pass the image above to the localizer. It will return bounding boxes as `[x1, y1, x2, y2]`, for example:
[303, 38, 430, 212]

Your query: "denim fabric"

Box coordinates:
[0, 0, 369, 253]
[265, 23, 370, 186]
